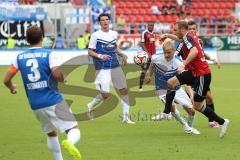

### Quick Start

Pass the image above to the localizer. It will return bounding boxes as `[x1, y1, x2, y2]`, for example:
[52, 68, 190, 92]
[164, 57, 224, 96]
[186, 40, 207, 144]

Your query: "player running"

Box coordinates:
[87, 13, 134, 124]
[145, 40, 199, 134]
[139, 22, 156, 91]
[3, 26, 81, 160]
[162, 20, 230, 138]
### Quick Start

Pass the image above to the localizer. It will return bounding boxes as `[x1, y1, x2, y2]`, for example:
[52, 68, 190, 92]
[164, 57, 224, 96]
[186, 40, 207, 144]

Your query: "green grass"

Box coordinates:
[0, 64, 239, 160]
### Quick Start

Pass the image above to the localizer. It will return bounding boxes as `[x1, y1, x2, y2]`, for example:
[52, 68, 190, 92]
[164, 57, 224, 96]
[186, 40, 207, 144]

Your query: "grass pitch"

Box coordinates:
[0, 64, 239, 160]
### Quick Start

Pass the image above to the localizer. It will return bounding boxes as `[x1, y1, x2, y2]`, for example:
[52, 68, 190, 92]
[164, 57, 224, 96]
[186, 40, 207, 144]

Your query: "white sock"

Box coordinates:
[67, 128, 81, 145]
[47, 136, 63, 160]
[121, 94, 130, 120]
[187, 114, 195, 127]
[88, 94, 103, 109]
[171, 108, 187, 126]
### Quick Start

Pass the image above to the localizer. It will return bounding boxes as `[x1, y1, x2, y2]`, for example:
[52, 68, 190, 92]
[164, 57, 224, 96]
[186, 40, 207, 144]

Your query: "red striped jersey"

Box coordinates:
[141, 30, 156, 57]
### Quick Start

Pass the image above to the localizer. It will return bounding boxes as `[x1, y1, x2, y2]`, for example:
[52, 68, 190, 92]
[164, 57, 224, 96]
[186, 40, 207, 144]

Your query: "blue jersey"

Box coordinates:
[151, 55, 181, 91]
[88, 30, 120, 70]
[14, 48, 63, 110]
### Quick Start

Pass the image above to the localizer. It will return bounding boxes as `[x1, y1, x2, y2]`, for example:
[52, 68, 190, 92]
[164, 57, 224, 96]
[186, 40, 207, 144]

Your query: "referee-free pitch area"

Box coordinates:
[0, 64, 239, 160]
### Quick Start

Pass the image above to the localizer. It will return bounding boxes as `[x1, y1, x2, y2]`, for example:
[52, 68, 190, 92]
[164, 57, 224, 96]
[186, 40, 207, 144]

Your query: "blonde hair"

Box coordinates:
[163, 40, 175, 52]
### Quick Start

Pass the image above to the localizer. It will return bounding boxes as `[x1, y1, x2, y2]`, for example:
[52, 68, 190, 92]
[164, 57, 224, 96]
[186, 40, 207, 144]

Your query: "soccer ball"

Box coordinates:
[133, 50, 148, 66]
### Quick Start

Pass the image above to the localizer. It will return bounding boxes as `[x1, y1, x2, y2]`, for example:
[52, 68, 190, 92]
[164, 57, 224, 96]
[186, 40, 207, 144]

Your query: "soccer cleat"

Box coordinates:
[152, 112, 172, 121]
[122, 118, 135, 124]
[208, 121, 220, 128]
[62, 140, 81, 160]
[219, 119, 230, 138]
[183, 124, 193, 134]
[139, 88, 143, 92]
[191, 128, 201, 135]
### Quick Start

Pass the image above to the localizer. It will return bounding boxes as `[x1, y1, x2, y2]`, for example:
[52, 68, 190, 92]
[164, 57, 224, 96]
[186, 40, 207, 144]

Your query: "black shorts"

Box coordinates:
[176, 70, 211, 102]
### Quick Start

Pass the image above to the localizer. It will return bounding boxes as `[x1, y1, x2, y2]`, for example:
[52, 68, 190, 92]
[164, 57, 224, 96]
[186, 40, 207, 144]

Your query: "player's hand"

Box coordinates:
[98, 54, 110, 60]
[177, 65, 185, 74]
[10, 84, 17, 94]
[213, 59, 221, 69]
[160, 34, 168, 41]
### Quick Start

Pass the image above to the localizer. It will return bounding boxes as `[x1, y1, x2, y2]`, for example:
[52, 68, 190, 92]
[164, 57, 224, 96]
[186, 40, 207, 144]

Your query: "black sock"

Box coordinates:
[201, 105, 224, 125]
[206, 103, 215, 122]
[139, 71, 146, 89]
[163, 90, 176, 114]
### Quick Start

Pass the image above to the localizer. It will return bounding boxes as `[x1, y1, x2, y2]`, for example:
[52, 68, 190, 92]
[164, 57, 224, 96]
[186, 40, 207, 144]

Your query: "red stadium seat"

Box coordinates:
[125, 2, 134, 8]
[133, 2, 141, 8]
[212, 2, 219, 8]
[132, 9, 139, 15]
[205, 2, 211, 9]
[223, 9, 231, 15]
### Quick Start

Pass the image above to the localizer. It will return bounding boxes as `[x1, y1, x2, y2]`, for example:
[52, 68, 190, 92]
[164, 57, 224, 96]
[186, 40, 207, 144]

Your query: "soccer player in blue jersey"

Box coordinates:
[87, 13, 134, 124]
[3, 26, 81, 160]
[145, 40, 199, 134]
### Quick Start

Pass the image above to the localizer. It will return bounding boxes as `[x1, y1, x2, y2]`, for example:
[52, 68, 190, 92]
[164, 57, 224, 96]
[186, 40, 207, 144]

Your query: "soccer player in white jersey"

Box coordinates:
[3, 26, 81, 160]
[87, 13, 134, 124]
[145, 40, 200, 134]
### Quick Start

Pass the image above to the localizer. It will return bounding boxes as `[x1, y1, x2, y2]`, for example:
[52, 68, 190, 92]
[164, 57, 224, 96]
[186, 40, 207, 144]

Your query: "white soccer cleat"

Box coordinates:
[191, 128, 201, 135]
[122, 118, 135, 124]
[152, 112, 172, 121]
[183, 124, 193, 134]
[139, 88, 143, 92]
[219, 119, 230, 138]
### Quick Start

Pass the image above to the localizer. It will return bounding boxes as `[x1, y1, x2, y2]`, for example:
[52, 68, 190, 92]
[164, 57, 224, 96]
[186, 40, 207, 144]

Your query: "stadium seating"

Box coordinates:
[113, 0, 238, 35]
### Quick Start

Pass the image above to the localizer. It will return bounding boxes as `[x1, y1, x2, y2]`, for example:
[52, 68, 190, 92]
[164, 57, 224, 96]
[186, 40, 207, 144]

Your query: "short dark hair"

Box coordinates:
[26, 26, 43, 45]
[175, 20, 188, 30]
[98, 13, 111, 22]
[188, 20, 198, 27]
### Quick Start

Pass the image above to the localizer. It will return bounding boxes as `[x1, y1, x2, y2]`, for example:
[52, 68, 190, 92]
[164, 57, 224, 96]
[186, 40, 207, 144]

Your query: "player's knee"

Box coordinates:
[47, 131, 57, 137]
[188, 108, 195, 116]
[101, 93, 110, 99]
[206, 94, 213, 104]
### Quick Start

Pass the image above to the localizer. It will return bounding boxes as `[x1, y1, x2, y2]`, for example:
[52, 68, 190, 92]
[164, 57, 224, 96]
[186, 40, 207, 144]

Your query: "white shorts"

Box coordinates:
[156, 87, 193, 109]
[33, 101, 78, 134]
[95, 67, 127, 93]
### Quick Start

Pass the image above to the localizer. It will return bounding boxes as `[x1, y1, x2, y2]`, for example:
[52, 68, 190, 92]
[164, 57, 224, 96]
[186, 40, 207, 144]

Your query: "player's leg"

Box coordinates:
[112, 67, 135, 124]
[62, 126, 81, 160]
[87, 69, 111, 112]
[48, 102, 81, 159]
[206, 90, 219, 128]
[174, 88, 196, 128]
[34, 108, 63, 160]
[170, 104, 199, 134]
[139, 60, 151, 91]
[193, 74, 229, 138]
[47, 131, 63, 160]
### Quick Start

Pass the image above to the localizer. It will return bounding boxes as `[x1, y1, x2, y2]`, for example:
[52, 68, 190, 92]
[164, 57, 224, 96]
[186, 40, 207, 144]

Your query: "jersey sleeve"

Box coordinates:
[49, 52, 62, 68]
[141, 31, 146, 42]
[88, 32, 97, 49]
[183, 34, 195, 50]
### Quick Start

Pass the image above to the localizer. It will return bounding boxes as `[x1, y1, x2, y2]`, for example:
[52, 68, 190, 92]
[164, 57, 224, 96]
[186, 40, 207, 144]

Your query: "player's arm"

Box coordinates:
[88, 33, 110, 60]
[51, 67, 65, 82]
[116, 45, 128, 65]
[178, 47, 198, 73]
[145, 64, 153, 84]
[204, 53, 221, 69]
[160, 34, 182, 42]
[3, 65, 18, 94]
[88, 48, 110, 60]
[140, 32, 149, 54]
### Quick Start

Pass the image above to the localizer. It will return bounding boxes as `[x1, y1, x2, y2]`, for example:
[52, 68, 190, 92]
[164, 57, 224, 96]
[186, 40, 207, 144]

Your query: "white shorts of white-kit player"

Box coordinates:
[33, 101, 78, 133]
[94, 67, 127, 93]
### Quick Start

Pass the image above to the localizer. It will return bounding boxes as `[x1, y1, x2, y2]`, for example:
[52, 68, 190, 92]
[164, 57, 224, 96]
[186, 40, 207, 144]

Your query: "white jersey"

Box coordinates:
[88, 30, 120, 70]
[151, 54, 182, 90]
